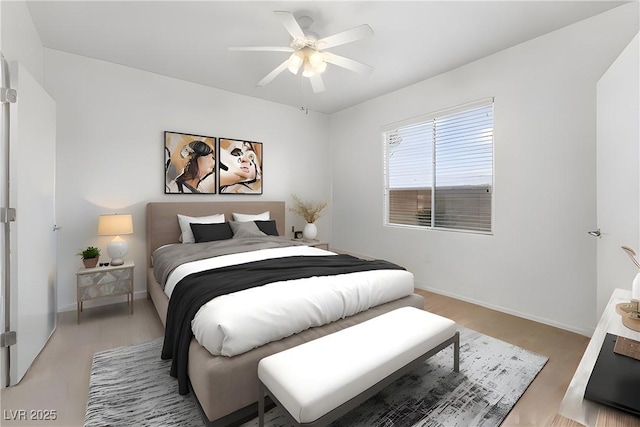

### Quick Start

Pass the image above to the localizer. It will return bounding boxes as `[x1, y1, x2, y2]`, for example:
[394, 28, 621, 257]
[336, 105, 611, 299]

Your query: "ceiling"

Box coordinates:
[26, 1, 625, 114]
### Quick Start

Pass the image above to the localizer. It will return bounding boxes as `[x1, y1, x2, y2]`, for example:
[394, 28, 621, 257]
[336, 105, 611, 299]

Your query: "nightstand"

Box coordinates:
[304, 241, 329, 250]
[76, 260, 134, 323]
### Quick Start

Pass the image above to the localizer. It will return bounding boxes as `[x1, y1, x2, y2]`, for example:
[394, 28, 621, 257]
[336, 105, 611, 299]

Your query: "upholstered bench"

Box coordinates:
[257, 307, 459, 426]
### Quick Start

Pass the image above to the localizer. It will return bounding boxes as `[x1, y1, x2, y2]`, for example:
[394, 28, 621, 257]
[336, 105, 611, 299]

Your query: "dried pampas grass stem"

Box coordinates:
[290, 194, 328, 223]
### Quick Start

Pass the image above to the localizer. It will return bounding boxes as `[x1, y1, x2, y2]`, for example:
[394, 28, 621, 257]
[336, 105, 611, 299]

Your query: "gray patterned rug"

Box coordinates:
[85, 327, 547, 427]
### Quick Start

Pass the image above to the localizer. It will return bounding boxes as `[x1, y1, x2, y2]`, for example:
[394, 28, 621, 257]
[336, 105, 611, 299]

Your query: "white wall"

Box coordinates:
[0, 0, 45, 85]
[596, 33, 640, 314]
[329, 3, 639, 335]
[6, 0, 639, 334]
[44, 50, 331, 311]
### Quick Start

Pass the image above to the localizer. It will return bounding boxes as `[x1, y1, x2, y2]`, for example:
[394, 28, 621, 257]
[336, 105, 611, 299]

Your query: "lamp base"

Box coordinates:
[107, 236, 128, 267]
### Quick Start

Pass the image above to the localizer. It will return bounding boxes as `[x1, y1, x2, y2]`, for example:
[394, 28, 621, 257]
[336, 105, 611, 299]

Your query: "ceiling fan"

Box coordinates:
[229, 11, 374, 93]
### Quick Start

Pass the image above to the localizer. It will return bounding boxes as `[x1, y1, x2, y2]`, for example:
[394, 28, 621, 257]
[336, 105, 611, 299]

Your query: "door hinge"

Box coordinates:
[0, 207, 16, 223]
[1, 87, 17, 104]
[0, 331, 17, 347]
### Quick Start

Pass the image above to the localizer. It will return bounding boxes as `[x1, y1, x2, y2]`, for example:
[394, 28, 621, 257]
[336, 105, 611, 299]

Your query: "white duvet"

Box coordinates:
[167, 246, 415, 357]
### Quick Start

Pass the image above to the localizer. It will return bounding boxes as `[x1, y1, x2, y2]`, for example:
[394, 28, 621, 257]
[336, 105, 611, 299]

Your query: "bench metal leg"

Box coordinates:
[258, 380, 265, 427]
[453, 331, 460, 372]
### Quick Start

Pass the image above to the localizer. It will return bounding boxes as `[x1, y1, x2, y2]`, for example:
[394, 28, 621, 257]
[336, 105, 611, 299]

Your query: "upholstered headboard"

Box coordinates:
[146, 201, 286, 267]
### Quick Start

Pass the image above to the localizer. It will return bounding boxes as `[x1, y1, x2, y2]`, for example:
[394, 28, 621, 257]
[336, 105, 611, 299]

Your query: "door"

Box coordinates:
[7, 61, 57, 385]
[0, 55, 11, 388]
[595, 34, 639, 317]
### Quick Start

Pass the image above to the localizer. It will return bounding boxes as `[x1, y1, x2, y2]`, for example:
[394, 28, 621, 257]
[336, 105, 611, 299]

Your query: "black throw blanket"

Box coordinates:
[161, 254, 406, 395]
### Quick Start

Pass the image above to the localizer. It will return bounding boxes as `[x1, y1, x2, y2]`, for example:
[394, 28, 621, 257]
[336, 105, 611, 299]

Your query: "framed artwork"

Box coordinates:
[218, 138, 263, 194]
[165, 131, 217, 194]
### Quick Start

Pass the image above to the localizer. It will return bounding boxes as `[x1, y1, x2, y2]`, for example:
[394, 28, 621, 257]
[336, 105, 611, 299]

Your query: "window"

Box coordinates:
[384, 99, 494, 233]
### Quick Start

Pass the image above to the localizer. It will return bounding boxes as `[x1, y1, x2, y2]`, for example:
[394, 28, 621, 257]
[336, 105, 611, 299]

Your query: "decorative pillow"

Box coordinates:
[254, 220, 279, 236]
[229, 221, 267, 238]
[232, 211, 270, 222]
[190, 222, 233, 243]
[177, 213, 225, 243]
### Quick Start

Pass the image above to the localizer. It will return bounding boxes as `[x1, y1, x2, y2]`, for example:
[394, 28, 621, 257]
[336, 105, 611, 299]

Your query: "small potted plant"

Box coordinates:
[78, 246, 101, 268]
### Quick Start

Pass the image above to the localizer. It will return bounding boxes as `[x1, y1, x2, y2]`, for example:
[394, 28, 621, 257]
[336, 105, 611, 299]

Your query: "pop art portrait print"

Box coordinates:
[218, 139, 263, 194]
[165, 131, 217, 194]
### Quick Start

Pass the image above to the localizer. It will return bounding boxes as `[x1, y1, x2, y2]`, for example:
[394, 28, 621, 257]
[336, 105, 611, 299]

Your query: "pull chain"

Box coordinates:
[299, 74, 309, 115]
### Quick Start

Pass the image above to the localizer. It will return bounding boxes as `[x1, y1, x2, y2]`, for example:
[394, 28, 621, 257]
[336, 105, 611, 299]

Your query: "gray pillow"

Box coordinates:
[229, 220, 267, 238]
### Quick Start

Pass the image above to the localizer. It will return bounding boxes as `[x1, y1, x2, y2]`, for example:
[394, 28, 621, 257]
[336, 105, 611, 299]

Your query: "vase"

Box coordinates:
[303, 223, 318, 240]
[83, 257, 99, 268]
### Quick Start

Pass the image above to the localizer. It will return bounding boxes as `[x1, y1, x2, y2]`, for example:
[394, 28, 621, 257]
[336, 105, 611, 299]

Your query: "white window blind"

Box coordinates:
[384, 99, 493, 233]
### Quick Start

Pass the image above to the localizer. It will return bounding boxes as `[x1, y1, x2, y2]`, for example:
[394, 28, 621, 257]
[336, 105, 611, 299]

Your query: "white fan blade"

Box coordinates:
[323, 52, 373, 75]
[229, 46, 294, 52]
[316, 24, 374, 50]
[274, 11, 304, 40]
[310, 74, 325, 93]
[257, 59, 290, 87]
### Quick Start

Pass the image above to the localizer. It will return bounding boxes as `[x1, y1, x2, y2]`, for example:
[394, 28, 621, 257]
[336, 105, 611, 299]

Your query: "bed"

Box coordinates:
[146, 201, 425, 426]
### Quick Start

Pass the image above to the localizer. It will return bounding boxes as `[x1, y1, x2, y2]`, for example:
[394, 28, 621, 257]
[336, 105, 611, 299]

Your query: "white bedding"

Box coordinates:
[166, 245, 415, 357]
[164, 245, 332, 298]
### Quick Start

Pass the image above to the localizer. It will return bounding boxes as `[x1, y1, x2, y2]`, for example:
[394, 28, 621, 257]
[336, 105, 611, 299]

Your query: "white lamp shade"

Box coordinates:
[98, 214, 133, 236]
[288, 52, 303, 74]
[302, 60, 315, 77]
[308, 50, 323, 68]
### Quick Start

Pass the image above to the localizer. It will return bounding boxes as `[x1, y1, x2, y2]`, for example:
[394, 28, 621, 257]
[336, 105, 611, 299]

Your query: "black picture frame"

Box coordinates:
[164, 131, 217, 194]
[217, 138, 263, 194]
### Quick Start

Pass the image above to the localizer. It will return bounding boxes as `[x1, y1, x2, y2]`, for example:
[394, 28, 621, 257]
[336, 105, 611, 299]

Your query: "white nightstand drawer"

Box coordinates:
[78, 268, 132, 289]
[78, 278, 132, 300]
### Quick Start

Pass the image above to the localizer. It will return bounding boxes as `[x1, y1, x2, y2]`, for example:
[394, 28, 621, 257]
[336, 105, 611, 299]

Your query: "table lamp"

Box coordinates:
[98, 214, 133, 266]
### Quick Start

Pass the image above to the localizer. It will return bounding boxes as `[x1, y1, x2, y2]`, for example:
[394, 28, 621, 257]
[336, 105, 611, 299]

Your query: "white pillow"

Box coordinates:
[177, 213, 225, 243]
[232, 211, 270, 222]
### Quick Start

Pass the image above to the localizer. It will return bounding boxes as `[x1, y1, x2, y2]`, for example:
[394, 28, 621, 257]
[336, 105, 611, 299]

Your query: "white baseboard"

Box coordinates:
[414, 283, 594, 338]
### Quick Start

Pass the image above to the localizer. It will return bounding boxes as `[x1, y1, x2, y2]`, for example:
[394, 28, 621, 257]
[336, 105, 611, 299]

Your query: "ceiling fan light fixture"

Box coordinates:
[315, 60, 327, 74]
[308, 50, 323, 67]
[293, 48, 326, 77]
[287, 51, 304, 74]
[302, 60, 315, 78]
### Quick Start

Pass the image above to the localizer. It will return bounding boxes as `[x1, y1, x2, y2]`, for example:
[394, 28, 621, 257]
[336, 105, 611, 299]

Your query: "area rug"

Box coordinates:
[84, 339, 203, 427]
[84, 327, 547, 427]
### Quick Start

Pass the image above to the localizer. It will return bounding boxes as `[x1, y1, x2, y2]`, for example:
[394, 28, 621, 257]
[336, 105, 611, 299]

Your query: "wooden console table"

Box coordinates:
[558, 288, 640, 426]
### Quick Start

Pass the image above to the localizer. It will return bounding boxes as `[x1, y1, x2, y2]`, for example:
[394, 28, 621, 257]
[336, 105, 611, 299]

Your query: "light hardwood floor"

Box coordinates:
[1, 299, 165, 426]
[418, 289, 590, 427]
[0, 290, 589, 426]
